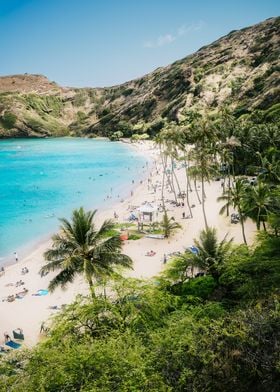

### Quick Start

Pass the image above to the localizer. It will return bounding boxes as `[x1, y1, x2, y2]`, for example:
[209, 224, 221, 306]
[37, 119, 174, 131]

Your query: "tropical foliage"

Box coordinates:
[161, 210, 182, 238]
[1, 233, 280, 392]
[40, 207, 132, 297]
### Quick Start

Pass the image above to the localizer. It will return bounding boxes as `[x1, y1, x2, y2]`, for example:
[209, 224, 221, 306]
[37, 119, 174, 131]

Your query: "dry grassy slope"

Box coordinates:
[0, 16, 279, 138]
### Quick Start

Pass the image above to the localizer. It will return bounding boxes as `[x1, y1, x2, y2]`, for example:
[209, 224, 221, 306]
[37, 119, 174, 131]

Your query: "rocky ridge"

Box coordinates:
[0, 16, 279, 138]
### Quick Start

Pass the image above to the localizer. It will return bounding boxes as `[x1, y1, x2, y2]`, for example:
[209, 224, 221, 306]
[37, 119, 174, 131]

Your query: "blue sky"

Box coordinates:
[0, 0, 279, 87]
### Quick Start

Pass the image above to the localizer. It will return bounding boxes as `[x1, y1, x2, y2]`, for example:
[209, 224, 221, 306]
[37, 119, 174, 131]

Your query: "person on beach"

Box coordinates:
[163, 254, 167, 264]
[4, 332, 11, 342]
[21, 267, 29, 275]
[40, 322, 46, 333]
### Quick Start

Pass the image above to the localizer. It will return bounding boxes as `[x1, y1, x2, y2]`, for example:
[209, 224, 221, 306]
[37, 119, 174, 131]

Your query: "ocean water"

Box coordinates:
[0, 138, 147, 261]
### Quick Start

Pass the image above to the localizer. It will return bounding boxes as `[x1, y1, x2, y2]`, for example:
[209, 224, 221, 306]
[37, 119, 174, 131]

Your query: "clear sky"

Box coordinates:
[0, 0, 279, 87]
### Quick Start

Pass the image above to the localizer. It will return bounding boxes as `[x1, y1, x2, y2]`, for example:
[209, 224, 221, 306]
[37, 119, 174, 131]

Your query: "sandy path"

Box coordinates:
[0, 141, 256, 347]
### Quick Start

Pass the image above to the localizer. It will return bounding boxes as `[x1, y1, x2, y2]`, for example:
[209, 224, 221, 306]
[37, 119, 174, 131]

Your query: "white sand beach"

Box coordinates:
[0, 141, 256, 347]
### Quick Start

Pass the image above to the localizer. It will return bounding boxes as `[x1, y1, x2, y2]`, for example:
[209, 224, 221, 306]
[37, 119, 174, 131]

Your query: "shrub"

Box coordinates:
[73, 91, 87, 107]
[0, 112, 17, 129]
[128, 233, 142, 240]
[180, 276, 217, 299]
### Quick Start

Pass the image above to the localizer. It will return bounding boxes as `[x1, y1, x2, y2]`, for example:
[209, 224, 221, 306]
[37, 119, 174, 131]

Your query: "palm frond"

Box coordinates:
[39, 258, 64, 277]
[96, 219, 116, 238]
[48, 267, 77, 292]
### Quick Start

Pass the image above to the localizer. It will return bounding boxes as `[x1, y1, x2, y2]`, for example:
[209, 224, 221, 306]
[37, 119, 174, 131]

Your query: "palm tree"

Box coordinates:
[155, 132, 169, 207]
[156, 126, 183, 204]
[217, 179, 248, 244]
[268, 187, 280, 236]
[40, 207, 132, 298]
[188, 164, 202, 205]
[219, 136, 241, 192]
[161, 210, 182, 238]
[162, 252, 197, 284]
[268, 213, 280, 237]
[188, 116, 219, 229]
[257, 148, 280, 185]
[243, 182, 272, 231]
[189, 227, 233, 282]
[189, 147, 217, 229]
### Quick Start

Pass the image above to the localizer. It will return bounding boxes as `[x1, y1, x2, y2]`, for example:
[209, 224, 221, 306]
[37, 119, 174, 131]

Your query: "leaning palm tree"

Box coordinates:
[40, 207, 132, 298]
[217, 178, 248, 244]
[190, 227, 233, 282]
[161, 210, 182, 238]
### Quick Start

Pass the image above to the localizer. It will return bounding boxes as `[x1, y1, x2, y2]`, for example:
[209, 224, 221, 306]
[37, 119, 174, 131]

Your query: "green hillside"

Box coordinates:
[0, 17, 279, 138]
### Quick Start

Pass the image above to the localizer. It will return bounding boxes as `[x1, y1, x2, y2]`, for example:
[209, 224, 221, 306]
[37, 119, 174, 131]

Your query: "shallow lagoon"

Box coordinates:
[0, 138, 146, 260]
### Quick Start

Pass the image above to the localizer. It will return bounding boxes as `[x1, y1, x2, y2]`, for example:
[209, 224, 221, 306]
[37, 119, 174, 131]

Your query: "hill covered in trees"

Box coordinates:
[0, 16, 279, 138]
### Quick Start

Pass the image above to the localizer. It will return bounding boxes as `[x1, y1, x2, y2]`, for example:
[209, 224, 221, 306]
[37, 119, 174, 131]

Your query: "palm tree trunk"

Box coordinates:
[194, 176, 201, 204]
[232, 153, 236, 180]
[161, 153, 167, 208]
[88, 278, 96, 299]
[227, 164, 231, 190]
[184, 161, 193, 218]
[262, 221, 267, 231]
[168, 158, 177, 202]
[201, 174, 208, 229]
[238, 209, 247, 245]
[88, 280, 96, 299]
[222, 173, 226, 193]
[167, 171, 177, 202]
[186, 157, 193, 192]
[225, 190, 229, 217]
[172, 159, 182, 196]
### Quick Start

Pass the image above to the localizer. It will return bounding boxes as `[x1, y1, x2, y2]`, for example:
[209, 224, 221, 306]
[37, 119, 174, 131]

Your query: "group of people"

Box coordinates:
[4, 286, 28, 302]
[15, 279, 24, 287]
[21, 267, 29, 275]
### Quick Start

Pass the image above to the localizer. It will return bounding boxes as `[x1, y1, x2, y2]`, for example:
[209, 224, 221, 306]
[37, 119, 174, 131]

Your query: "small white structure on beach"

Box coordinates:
[137, 203, 158, 222]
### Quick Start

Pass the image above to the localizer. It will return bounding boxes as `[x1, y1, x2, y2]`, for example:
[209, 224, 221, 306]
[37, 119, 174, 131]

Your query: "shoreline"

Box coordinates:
[0, 140, 256, 347]
[0, 138, 152, 267]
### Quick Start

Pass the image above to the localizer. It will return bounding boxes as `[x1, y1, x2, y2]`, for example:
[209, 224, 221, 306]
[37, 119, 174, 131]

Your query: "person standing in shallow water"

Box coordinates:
[14, 252, 18, 262]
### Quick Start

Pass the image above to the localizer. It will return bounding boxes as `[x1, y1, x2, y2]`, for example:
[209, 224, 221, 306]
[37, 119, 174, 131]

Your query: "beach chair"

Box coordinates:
[13, 329, 24, 340]
[145, 234, 165, 239]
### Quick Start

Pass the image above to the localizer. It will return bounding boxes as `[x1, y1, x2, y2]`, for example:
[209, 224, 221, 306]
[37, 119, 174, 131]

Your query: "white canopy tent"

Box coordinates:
[137, 203, 158, 222]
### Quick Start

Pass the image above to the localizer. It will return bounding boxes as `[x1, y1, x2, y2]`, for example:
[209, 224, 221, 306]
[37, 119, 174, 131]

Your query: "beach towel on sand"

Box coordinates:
[5, 340, 21, 349]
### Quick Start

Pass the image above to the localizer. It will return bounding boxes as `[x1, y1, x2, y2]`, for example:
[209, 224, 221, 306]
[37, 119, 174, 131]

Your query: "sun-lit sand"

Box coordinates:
[0, 141, 256, 347]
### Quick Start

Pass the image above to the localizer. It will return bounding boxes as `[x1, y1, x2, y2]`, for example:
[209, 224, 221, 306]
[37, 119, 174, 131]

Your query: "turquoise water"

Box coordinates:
[0, 138, 146, 261]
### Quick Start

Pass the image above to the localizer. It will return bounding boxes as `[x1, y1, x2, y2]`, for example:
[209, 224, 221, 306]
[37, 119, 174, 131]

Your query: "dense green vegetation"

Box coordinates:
[0, 111, 17, 129]
[1, 103, 280, 390]
[0, 231, 279, 391]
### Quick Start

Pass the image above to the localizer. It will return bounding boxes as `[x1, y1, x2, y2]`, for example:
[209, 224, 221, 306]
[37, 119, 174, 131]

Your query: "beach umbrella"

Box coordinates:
[188, 245, 199, 255]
